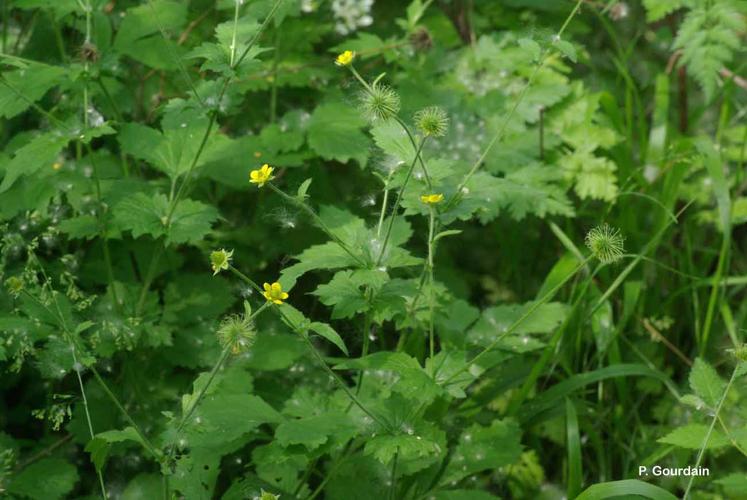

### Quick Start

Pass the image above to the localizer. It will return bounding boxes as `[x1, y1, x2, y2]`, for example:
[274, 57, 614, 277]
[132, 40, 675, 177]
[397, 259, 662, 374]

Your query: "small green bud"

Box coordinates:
[259, 490, 280, 500]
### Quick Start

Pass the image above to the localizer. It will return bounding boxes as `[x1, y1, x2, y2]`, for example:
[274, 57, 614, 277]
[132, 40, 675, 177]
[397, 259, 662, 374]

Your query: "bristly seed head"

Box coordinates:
[216, 310, 256, 354]
[415, 106, 449, 137]
[585, 224, 624, 264]
[360, 83, 400, 122]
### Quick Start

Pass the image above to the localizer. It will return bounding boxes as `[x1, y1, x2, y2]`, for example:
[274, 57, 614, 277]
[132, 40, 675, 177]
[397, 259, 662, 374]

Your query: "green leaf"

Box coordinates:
[442, 419, 523, 484]
[8, 458, 78, 500]
[312, 270, 369, 319]
[275, 412, 358, 450]
[577, 479, 678, 500]
[689, 357, 726, 407]
[658, 424, 729, 449]
[113, 0, 188, 70]
[0, 132, 70, 193]
[112, 193, 218, 245]
[335, 352, 443, 404]
[85, 427, 149, 472]
[518, 38, 541, 61]
[308, 102, 370, 166]
[309, 322, 349, 356]
[554, 39, 577, 62]
[0, 63, 67, 119]
[467, 301, 568, 352]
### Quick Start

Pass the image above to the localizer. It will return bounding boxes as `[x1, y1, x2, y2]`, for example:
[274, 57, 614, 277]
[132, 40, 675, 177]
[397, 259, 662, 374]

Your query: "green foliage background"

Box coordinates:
[0, 0, 746, 498]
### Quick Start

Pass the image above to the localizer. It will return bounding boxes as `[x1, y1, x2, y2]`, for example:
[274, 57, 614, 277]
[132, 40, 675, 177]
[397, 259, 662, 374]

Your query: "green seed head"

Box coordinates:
[415, 106, 449, 137]
[585, 224, 624, 264]
[216, 314, 256, 354]
[360, 83, 400, 122]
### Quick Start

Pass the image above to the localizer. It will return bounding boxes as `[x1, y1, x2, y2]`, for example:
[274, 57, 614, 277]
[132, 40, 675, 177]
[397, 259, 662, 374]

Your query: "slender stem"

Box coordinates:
[448, 0, 584, 205]
[228, 265, 391, 431]
[136, 0, 285, 311]
[270, 30, 280, 123]
[443, 258, 591, 384]
[427, 206, 436, 360]
[72, 346, 108, 499]
[229, 0, 241, 67]
[377, 172, 394, 238]
[389, 450, 399, 500]
[266, 182, 367, 267]
[89, 366, 161, 460]
[376, 137, 427, 266]
[302, 334, 390, 430]
[683, 365, 739, 499]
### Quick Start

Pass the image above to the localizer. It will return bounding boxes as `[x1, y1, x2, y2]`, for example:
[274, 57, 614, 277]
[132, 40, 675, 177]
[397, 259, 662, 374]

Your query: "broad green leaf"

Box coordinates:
[275, 412, 358, 450]
[112, 193, 218, 245]
[309, 322, 349, 356]
[8, 458, 78, 500]
[658, 424, 729, 450]
[467, 301, 568, 352]
[442, 419, 523, 484]
[113, 0, 188, 70]
[0, 132, 70, 193]
[577, 479, 677, 500]
[0, 63, 66, 119]
[308, 102, 370, 166]
[689, 357, 726, 407]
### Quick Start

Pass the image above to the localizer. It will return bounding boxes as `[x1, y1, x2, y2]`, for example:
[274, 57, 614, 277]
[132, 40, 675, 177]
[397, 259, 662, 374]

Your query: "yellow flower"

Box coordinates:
[210, 248, 233, 275]
[335, 50, 355, 66]
[263, 282, 289, 305]
[420, 193, 444, 205]
[249, 164, 274, 187]
[52, 162, 63, 171]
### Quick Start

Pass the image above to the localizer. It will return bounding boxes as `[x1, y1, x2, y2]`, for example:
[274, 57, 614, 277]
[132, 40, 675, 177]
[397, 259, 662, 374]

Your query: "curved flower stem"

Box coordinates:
[347, 65, 432, 189]
[266, 182, 368, 267]
[228, 265, 393, 432]
[377, 170, 395, 238]
[426, 206, 437, 360]
[135, 0, 285, 316]
[89, 366, 161, 460]
[447, 0, 584, 208]
[442, 257, 592, 384]
[376, 136, 428, 267]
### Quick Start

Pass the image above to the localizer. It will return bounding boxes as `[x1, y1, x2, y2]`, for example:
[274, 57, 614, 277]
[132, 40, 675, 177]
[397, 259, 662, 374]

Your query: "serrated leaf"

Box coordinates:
[0, 63, 67, 119]
[308, 102, 370, 166]
[309, 322, 349, 356]
[8, 458, 78, 500]
[275, 412, 358, 450]
[658, 424, 729, 449]
[689, 357, 726, 407]
[0, 132, 70, 193]
[442, 419, 523, 484]
[113, 193, 218, 245]
[554, 39, 577, 62]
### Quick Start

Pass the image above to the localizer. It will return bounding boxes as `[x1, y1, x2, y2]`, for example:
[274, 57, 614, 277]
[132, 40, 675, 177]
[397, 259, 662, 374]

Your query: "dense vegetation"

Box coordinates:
[1, 0, 746, 498]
